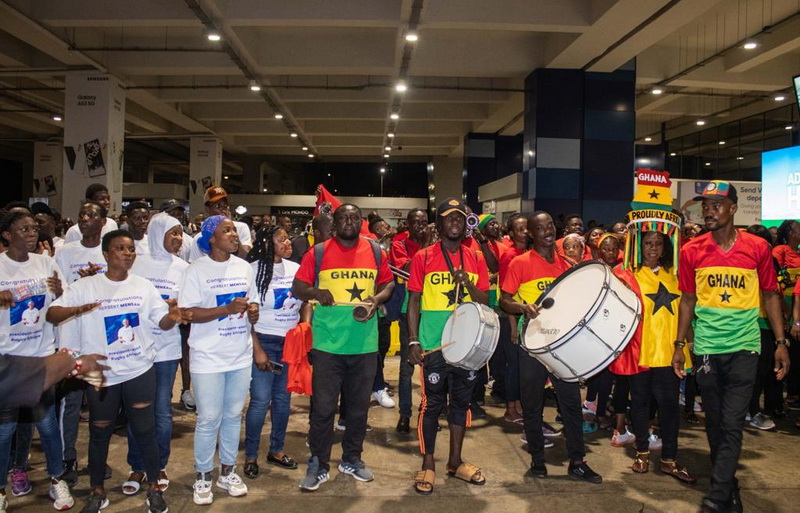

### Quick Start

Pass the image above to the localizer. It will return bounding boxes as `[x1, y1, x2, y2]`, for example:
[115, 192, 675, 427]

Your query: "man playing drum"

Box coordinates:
[407, 198, 490, 495]
[500, 211, 603, 484]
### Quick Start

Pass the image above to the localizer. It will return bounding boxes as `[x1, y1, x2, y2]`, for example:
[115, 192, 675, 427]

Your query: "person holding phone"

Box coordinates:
[243, 225, 310, 478]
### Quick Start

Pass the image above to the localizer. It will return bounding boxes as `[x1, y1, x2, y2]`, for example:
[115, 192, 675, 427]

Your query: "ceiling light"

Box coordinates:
[327, 173, 331, 177]
[262, 188, 267, 192]
[224, 175, 229, 179]
[644, 137, 652, 142]
[704, 162, 711, 166]
[290, 132, 298, 138]
[775, 95, 786, 101]
[736, 156, 744, 160]
[384, 153, 390, 158]
[302, 146, 308, 151]
[390, 113, 399, 120]
[52, 114, 62, 121]
[696, 119, 706, 126]
[742, 41, 758, 50]
[786, 125, 793, 130]
[205, 29, 221, 42]
[384, 146, 391, 151]
[527, 150, 534, 156]
[380, 167, 386, 174]
[274, 113, 283, 119]
[395, 81, 408, 93]
[719, 141, 726, 145]
[308, 153, 314, 158]
[405, 32, 418, 42]
[651, 88, 663, 95]
[249, 81, 261, 92]
[670, 152, 677, 156]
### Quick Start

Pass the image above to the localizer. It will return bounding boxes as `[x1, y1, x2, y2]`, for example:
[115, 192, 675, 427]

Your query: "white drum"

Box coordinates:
[521, 261, 641, 382]
[441, 302, 500, 371]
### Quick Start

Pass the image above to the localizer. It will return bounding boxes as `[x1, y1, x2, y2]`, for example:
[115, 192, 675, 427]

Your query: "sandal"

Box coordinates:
[122, 471, 146, 495]
[446, 462, 486, 485]
[413, 469, 435, 495]
[631, 451, 650, 473]
[157, 470, 169, 491]
[660, 459, 697, 484]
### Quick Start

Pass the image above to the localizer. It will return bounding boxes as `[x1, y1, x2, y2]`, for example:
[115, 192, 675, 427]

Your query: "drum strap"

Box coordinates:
[440, 242, 466, 305]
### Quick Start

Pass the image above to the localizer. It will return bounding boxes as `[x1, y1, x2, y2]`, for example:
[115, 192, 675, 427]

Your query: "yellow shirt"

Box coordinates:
[635, 267, 690, 368]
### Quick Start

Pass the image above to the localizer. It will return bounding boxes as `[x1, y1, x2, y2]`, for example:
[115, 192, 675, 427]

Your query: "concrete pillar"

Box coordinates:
[32, 141, 63, 210]
[462, 134, 522, 212]
[61, 74, 126, 219]
[430, 157, 463, 209]
[189, 137, 222, 217]
[242, 157, 264, 193]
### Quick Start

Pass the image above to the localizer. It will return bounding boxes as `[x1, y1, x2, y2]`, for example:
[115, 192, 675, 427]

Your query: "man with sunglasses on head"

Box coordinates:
[187, 186, 252, 261]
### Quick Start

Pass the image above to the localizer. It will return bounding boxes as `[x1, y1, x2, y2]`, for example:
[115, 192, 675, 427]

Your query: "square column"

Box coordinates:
[32, 142, 63, 211]
[189, 137, 223, 217]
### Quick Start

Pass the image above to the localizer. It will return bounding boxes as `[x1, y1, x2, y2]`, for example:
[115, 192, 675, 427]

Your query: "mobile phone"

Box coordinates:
[270, 362, 284, 375]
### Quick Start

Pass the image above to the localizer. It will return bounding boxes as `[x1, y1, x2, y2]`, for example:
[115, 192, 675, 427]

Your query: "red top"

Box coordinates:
[498, 244, 527, 285]
[500, 250, 570, 304]
[389, 237, 422, 271]
[607, 266, 647, 376]
[555, 237, 592, 260]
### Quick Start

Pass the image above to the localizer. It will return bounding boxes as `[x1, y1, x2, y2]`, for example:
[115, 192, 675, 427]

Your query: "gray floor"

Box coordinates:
[8, 356, 800, 513]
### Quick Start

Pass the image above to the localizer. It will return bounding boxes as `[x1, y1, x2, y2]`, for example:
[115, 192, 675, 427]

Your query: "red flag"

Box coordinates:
[314, 184, 372, 237]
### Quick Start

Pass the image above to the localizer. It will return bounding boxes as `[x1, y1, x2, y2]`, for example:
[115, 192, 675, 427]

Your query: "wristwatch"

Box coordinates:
[673, 340, 686, 348]
[776, 339, 790, 347]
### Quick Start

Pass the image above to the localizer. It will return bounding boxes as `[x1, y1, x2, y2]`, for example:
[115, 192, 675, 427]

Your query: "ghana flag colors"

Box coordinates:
[501, 250, 570, 305]
[407, 244, 489, 351]
[679, 232, 777, 355]
[295, 237, 392, 355]
[774, 245, 800, 300]
[633, 267, 691, 368]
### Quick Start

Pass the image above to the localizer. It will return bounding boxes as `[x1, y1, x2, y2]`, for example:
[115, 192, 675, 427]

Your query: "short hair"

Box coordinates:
[746, 224, 774, 246]
[0, 210, 34, 244]
[125, 201, 149, 216]
[101, 229, 134, 252]
[565, 213, 582, 223]
[3, 201, 30, 213]
[333, 203, 361, 221]
[312, 214, 333, 231]
[506, 213, 526, 232]
[85, 183, 109, 201]
[81, 200, 108, 219]
[368, 217, 385, 234]
[407, 208, 427, 222]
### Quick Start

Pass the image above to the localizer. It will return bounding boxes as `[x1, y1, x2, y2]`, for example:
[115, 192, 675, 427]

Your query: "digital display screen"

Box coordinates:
[762, 145, 800, 227]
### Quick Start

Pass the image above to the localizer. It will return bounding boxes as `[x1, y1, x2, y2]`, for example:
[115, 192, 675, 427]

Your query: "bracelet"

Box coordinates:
[60, 348, 82, 376]
[409, 340, 421, 347]
[673, 340, 686, 348]
[776, 339, 790, 347]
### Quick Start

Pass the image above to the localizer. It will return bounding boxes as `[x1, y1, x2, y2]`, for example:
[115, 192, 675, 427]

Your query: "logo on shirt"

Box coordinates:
[104, 313, 140, 345]
[427, 372, 440, 385]
[696, 267, 758, 310]
[10, 294, 45, 327]
[216, 291, 247, 321]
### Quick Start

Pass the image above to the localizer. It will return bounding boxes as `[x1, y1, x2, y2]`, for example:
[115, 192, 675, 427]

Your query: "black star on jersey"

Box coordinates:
[648, 189, 660, 199]
[442, 286, 466, 307]
[645, 282, 680, 315]
[719, 290, 732, 303]
[346, 282, 365, 301]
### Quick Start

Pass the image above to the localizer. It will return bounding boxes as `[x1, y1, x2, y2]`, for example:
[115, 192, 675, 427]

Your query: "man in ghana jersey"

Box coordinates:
[292, 203, 394, 492]
[672, 181, 790, 513]
[407, 198, 490, 494]
[500, 211, 603, 484]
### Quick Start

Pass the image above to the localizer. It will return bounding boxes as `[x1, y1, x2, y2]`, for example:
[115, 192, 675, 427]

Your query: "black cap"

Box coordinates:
[30, 202, 55, 217]
[437, 197, 467, 217]
[159, 199, 185, 213]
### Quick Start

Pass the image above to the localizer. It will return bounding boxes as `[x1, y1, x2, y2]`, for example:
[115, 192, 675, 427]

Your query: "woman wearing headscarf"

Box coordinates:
[124, 213, 189, 493]
[178, 216, 259, 505]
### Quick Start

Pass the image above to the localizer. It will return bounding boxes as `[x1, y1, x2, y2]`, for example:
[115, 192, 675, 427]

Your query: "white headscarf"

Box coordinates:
[146, 212, 181, 261]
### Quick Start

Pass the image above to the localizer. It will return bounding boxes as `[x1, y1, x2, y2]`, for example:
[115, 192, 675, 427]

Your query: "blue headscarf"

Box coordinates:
[197, 215, 226, 254]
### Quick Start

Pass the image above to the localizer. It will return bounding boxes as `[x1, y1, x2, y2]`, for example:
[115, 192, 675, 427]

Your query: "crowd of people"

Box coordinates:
[0, 179, 797, 513]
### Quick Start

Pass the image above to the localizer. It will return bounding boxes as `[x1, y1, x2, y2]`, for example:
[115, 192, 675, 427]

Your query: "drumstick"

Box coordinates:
[421, 340, 457, 356]
[308, 300, 373, 307]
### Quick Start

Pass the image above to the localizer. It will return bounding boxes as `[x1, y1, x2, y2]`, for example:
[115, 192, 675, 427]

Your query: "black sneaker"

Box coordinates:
[62, 459, 78, 487]
[568, 461, 602, 484]
[104, 464, 112, 480]
[146, 488, 168, 513]
[527, 462, 547, 478]
[730, 485, 743, 513]
[396, 416, 411, 434]
[80, 492, 109, 513]
[470, 405, 487, 420]
[243, 461, 259, 479]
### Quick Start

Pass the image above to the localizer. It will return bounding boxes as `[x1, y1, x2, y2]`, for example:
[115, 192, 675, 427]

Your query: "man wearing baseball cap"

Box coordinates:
[186, 186, 252, 261]
[674, 180, 790, 512]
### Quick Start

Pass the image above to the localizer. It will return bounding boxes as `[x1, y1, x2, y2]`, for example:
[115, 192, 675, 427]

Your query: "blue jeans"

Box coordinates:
[127, 359, 179, 472]
[0, 388, 63, 486]
[192, 366, 251, 472]
[244, 334, 291, 459]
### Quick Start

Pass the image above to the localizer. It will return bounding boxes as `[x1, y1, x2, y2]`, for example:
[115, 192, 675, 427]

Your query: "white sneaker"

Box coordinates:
[372, 388, 395, 408]
[181, 390, 196, 411]
[611, 429, 635, 447]
[0, 494, 7, 513]
[217, 467, 248, 497]
[193, 473, 213, 505]
[749, 412, 776, 431]
[49, 479, 74, 510]
[647, 431, 663, 450]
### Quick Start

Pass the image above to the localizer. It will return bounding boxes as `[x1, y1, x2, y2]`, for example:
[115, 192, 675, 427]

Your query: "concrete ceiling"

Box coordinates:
[0, 0, 798, 168]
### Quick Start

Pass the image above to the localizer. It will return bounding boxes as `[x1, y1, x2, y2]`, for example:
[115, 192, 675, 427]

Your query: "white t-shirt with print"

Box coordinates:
[134, 235, 149, 256]
[179, 255, 256, 373]
[64, 218, 118, 244]
[132, 254, 188, 362]
[252, 259, 303, 337]
[53, 273, 167, 386]
[187, 220, 252, 262]
[54, 241, 107, 284]
[0, 253, 66, 357]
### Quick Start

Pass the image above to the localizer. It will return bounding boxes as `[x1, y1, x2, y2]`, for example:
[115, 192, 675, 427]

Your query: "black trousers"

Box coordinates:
[309, 349, 376, 471]
[419, 351, 477, 455]
[587, 369, 614, 417]
[85, 367, 159, 488]
[518, 347, 584, 464]
[695, 351, 758, 508]
[630, 368, 680, 459]
[372, 317, 392, 392]
[749, 329, 783, 416]
[611, 374, 630, 414]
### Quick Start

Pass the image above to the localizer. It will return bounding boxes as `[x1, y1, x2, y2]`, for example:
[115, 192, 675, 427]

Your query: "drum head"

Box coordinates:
[442, 303, 481, 362]
[524, 261, 608, 350]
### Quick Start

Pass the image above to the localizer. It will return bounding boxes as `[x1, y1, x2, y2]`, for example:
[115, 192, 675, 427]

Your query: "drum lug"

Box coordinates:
[577, 319, 587, 327]
[613, 350, 622, 358]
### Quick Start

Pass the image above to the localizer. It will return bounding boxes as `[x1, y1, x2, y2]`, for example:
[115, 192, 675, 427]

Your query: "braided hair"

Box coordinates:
[775, 220, 796, 246]
[247, 225, 281, 303]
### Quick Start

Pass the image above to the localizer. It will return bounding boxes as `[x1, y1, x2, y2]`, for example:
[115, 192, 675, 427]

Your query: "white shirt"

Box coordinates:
[53, 273, 167, 386]
[187, 220, 252, 262]
[252, 259, 303, 337]
[178, 255, 256, 374]
[64, 218, 118, 244]
[132, 253, 188, 362]
[54, 241, 107, 284]
[134, 235, 149, 256]
[0, 253, 66, 357]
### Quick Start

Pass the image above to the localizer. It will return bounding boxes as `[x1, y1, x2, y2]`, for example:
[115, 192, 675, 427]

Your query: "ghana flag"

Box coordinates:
[294, 237, 392, 355]
[631, 169, 672, 211]
[679, 231, 777, 355]
[501, 250, 569, 305]
[407, 244, 490, 351]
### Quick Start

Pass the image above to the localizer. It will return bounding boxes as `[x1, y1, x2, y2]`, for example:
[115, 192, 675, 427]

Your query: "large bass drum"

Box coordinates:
[520, 261, 641, 382]
[441, 302, 500, 371]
